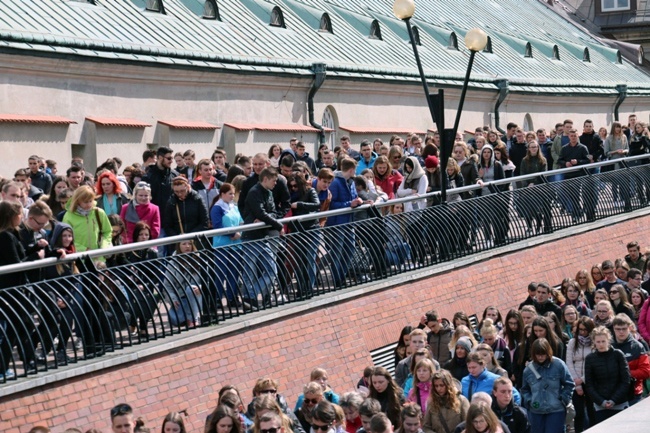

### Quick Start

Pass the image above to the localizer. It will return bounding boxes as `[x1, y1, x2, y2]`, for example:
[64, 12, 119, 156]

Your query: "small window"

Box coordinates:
[270, 6, 285, 28]
[145, 0, 164, 13]
[448, 32, 458, 50]
[319, 13, 332, 33]
[412, 26, 421, 46]
[483, 36, 493, 53]
[583, 47, 591, 62]
[203, 0, 220, 20]
[616, 50, 623, 64]
[369, 20, 382, 40]
[601, 0, 630, 12]
[524, 42, 533, 58]
[552, 45, 560, 60]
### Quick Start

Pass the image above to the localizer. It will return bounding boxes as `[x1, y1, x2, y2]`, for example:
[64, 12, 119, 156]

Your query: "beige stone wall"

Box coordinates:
[1, 53, 650, 178]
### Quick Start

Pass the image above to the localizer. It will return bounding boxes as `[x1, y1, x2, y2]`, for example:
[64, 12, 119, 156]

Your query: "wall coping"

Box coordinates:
[2, 207, 649, 398]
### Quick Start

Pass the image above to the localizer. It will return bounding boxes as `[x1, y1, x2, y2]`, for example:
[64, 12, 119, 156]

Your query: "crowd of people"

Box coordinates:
[23, 243, 650, 433]
[3, 116, 650, 431]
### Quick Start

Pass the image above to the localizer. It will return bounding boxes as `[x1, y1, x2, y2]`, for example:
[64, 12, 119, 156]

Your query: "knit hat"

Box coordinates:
[425, 155, 439, 169]
[455, 336, 472, 353]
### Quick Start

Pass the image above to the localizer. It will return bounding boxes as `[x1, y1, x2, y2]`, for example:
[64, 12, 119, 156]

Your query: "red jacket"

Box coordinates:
[639, 298, 650, 343]
[375, 170, 403, 200]
[629, 354, 650, 396]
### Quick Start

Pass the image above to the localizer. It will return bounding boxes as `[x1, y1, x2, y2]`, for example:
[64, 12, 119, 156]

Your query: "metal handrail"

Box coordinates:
[0, 154, 645, 275]
[2, 161, 650, 382]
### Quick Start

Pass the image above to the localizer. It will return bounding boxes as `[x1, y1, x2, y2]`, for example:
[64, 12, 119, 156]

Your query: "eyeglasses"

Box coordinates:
[261, 428, 281, 433]
[30, 216, 48, 227]
[312, 424, 332, 431]
[289, 183, 298, 189]
[564, 312, 577, 316]
[136, 181, 150, 188]
[164, 156, 173, 160]
[259, 389, 277, 394]
[610, 290, 619, 294]
[304, 398, 320, 405]
[596, 310, 609, 313]
[110, 403, 133, 418]
[507, 321, 519, 326]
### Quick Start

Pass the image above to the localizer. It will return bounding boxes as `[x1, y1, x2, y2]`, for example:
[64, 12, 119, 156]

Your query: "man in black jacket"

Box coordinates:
[509, 129, 528, 177]
[558, 129, 595, 221]
[239, 153, 291, 218]
[534, 282, 562, 321]
[162, 176, 209, 237]
[144, 146, 178, 210]
[580, 119, 604, 168]
[241, 168, 284, 309]
[492, 377, 530, 433]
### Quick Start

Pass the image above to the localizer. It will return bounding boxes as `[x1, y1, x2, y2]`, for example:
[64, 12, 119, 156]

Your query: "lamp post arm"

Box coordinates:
[404, 18, 437, 124]
[451, 50, 477, 139]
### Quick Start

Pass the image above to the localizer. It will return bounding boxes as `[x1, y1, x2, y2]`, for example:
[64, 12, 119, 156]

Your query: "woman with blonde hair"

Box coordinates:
[294, 368, 339, 410]
[63, 185, 112, 253]
[575, 269, 597, 309]
[422, 369, 468, 433]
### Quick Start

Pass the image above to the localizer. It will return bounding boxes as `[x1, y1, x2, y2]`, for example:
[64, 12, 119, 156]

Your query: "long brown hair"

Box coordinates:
[427, 370, 461, 414]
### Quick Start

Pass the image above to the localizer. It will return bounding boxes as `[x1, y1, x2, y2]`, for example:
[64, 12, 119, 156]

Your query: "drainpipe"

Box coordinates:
[493, 79, 509, 134]
[308, 63, 327, 145]
[614, 84, 627, 122]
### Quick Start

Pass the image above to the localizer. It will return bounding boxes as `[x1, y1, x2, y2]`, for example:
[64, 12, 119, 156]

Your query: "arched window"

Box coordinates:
[583, 47, 591, 62]
[523, 114, 533, 132]
[616, 50, 623, 64]
[145, 0, 164, 13]
[369, 20, 382, 40]
[322, 107, 337, 149]
[270, 6, 285, 28]
[448, 32, 458, 50]
[483, 36, 493, 53]
[411, 26, 422, 46]
[524, 42, 533, 58]
[203, 0, 220, 20]
[320, 13, 332, 33]
[552, 45, 560, 60]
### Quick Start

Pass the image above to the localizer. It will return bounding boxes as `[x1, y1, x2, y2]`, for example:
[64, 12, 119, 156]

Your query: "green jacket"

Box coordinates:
[62, 207, 112, 253]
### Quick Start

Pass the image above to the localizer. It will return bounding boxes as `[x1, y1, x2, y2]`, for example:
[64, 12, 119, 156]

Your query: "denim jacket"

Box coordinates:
[521, 357, 575, 414]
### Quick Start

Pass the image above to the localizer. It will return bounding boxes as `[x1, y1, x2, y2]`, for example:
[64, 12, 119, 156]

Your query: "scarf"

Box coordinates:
[403, 156, 425, 189]
[76, 207, 91, 217]
[124, 200, 141, 224]
[102, 195, 118, 215]
[578, 336, 591, 347]
[594, 316, 612, 328]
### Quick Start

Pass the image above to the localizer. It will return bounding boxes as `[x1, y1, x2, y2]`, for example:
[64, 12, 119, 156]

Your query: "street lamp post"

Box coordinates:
[393, 0, 487, 203]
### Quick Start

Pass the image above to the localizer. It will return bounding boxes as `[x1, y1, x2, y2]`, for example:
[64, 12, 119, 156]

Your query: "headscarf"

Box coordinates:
[403, 156, 425, 189]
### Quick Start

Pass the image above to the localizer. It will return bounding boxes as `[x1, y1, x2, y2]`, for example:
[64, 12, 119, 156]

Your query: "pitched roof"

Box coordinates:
[86, 117, 152, 127]
[0, 0, 648, 94]
[158, 120, 220, 129]
[0, 114, 77, 124]
[223, 122, 329, 132]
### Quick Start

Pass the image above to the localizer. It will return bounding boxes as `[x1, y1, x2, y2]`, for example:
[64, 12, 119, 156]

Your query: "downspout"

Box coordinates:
[614, 84, 627, 122]
[493, 79, 510, 134]
[308, 63, 327, 145]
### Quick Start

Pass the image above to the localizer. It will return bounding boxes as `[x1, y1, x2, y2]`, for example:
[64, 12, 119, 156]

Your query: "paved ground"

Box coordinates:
[584, 397, 650, 432]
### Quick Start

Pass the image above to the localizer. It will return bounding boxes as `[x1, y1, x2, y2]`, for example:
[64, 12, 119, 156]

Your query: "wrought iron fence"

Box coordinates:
[1, 156, 649, 382]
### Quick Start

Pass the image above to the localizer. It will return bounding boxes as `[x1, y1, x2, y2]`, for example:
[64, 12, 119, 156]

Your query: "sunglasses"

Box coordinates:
[261, 429, 281, 433]
[304, 398, 320, 405]
[312, 424, 332, 432]
[110, 403, 132, 418]
[259, 389, 277, 394]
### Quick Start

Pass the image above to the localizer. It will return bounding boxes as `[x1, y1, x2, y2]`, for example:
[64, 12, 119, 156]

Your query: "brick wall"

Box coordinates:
[1, 214, 649, 433]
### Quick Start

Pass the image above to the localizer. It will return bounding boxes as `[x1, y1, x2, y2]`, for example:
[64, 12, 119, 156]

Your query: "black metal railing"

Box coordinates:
[1, 156, 649, 383]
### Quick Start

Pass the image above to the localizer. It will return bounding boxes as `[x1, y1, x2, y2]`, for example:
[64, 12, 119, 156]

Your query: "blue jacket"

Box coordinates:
[326, 172, 357, 227]
[356, 153, 377, 174]
[521, 357, 574, 414]
[461, 369, 521, 404]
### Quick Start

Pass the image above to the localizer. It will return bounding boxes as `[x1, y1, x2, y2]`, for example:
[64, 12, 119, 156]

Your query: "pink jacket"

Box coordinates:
[639, 298, 650, 343]
[407, 381, 431, 413]
[120, 202, 161, 243]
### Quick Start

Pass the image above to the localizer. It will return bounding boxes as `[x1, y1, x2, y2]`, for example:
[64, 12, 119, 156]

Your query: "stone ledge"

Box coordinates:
[2, 207, 649, 397]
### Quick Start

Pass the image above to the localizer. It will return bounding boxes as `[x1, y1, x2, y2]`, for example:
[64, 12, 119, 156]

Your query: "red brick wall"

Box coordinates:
[1, 214, 649, 433]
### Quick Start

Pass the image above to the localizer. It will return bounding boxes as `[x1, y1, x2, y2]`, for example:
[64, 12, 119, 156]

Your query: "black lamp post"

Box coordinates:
[393, 0, 487, 203]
